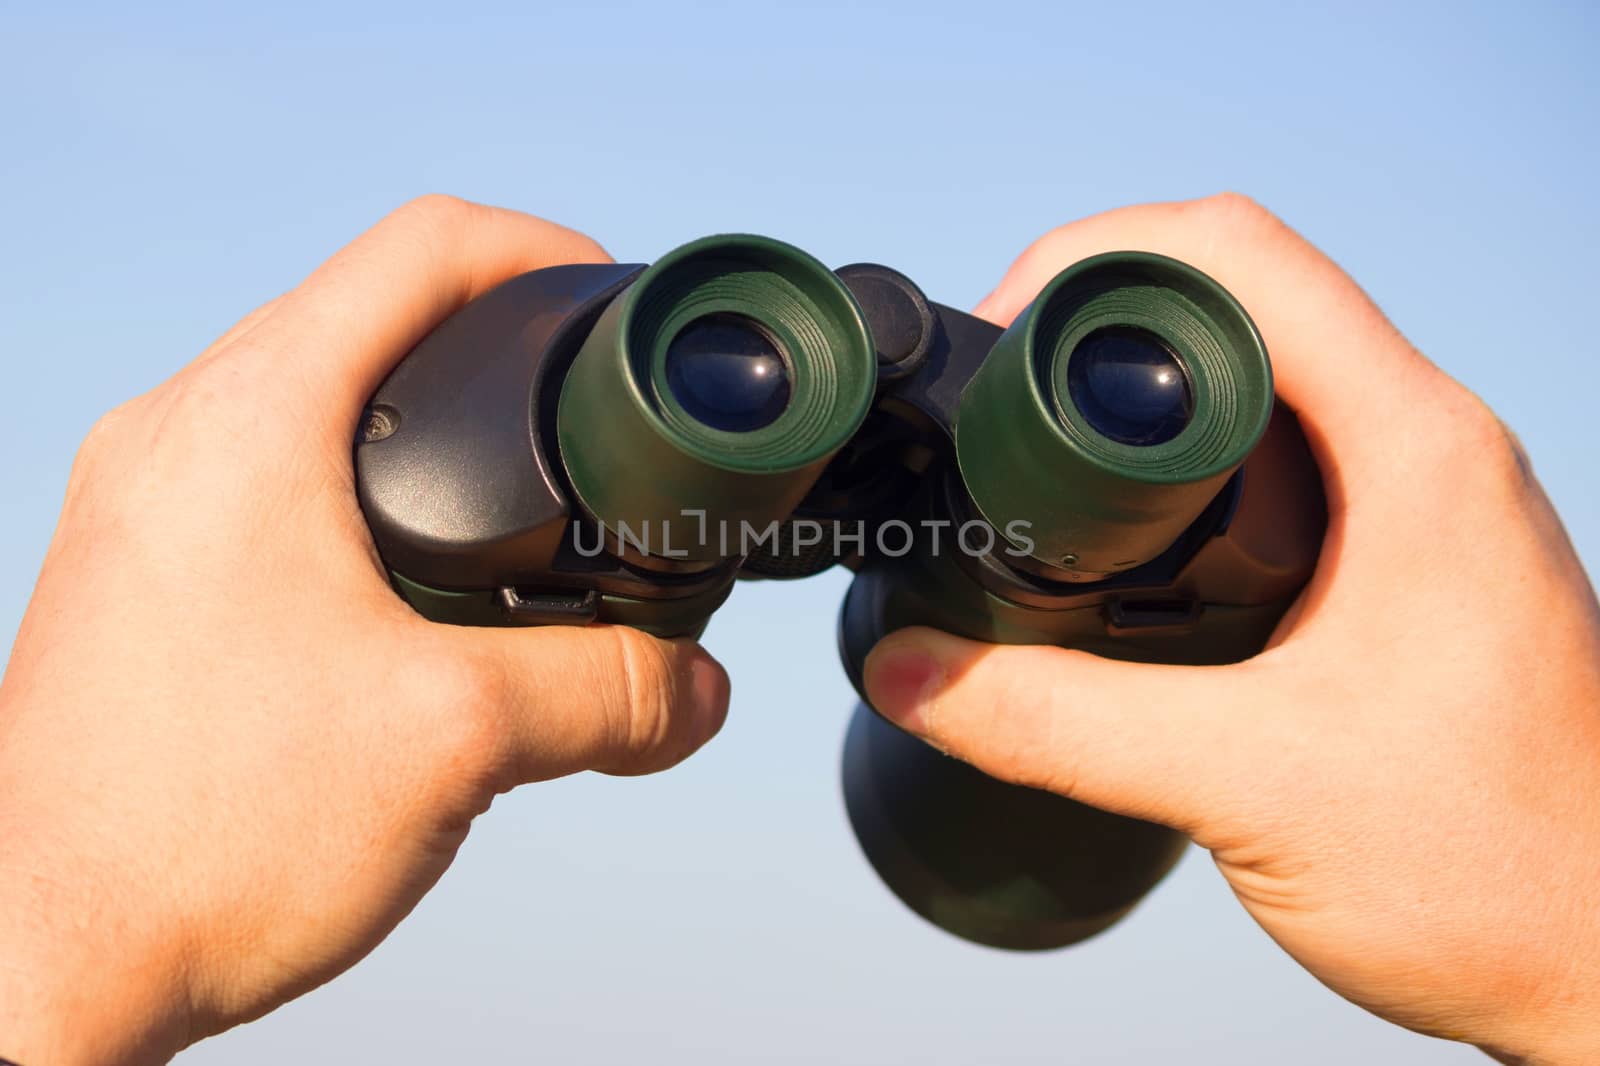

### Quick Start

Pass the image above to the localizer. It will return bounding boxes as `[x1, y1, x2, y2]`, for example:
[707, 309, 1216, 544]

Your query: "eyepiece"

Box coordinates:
[1065, 327, 1192, 446]
[664, 312, 792, 432]
[557, 235, 875, 565]
[956, 252, 1273, 578]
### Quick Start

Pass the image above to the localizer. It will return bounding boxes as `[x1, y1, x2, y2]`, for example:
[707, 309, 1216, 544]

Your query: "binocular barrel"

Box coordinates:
[843, 704, 1189, 950]
[557, 235, 877, 567]
[956, 252, 1274, 579]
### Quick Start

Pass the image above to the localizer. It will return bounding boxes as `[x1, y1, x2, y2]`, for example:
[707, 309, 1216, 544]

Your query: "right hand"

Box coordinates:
[864, 194, 1600, 1065]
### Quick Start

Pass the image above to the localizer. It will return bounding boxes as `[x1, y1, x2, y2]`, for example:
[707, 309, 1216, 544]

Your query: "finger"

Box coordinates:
[977, 193, 1457, 475]
[459, 625, 730, 785]
[971, 289, 1002, 323]
[863, 626, 1275, 832]
[223, 194, 611, 429]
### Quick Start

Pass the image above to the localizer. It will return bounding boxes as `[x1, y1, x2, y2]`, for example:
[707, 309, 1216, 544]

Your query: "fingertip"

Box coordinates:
[676, 640, 731, 745]
[863, 648, 939, 736]
[576, 232, 616, 266]
[863, 627, 984, 734]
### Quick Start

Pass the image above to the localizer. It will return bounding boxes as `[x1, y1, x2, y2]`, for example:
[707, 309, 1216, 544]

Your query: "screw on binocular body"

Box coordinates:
[359, 405, 400, 443]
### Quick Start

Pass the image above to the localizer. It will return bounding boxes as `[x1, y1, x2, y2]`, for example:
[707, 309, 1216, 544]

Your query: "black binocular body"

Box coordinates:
[356, 235, 1325, 951]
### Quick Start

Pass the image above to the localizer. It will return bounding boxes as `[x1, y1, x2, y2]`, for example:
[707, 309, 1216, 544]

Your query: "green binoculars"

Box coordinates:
[356, 234, 1325, 950]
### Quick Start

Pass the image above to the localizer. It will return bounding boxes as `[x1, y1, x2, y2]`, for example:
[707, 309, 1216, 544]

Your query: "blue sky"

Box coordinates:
[1, 1, 1594, 1061]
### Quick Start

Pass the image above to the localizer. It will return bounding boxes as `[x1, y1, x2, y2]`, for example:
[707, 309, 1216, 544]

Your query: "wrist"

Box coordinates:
[1478, 949, 1600, 1066]
[1491, 1015, 1600, 1066]
[0, 848, 190, 1065]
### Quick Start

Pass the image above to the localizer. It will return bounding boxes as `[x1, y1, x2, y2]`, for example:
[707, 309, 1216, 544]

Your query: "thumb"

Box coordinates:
[459, 624, 730, 785]
[862, 626, 1260, 832]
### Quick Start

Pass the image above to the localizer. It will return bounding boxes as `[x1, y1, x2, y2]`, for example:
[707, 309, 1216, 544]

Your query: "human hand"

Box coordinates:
[0, 197, 730, 1065]
[863, 195, 1600, 1065]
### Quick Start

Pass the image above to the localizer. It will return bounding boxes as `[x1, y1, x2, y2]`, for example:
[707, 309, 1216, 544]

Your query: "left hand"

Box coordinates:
[0, 196, 731, 1065]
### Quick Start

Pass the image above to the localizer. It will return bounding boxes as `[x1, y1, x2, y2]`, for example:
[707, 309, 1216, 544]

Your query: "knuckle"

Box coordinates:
[413, 649, 512, 769]
[65, 397, 157, 506]
[607, 627, 688, 766]
[1443, 388, 1533, 486]
[123, 367, 254, 463]
[1188, 190, 1280, 230]
[446, 650, 512, 725]
[1499, 424, 1535, 483]
[392, 193, 482, 236]
[1389, 378, 1537, 514]
[375, 645, 515, 810]
[1017, 756, 1084, 803]
[1181, 192, 1300, 257]
[1017, 224, 1079, 277]
[946, 647, 1084, 797]
[75, 402, 138, 466]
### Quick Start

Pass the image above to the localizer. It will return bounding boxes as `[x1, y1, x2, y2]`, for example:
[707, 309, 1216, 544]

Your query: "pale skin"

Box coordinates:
[0, 195, 1593, 1065]
[864, 195, 1600, 1065]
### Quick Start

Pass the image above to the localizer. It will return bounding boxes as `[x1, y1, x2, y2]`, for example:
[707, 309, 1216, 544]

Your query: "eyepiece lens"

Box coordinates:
[1065, 328, 1192, 446]
[665, 313, 792, 432]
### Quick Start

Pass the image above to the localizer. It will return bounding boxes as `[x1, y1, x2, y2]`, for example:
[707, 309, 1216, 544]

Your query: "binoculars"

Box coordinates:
[356, 235, 1325, 950]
